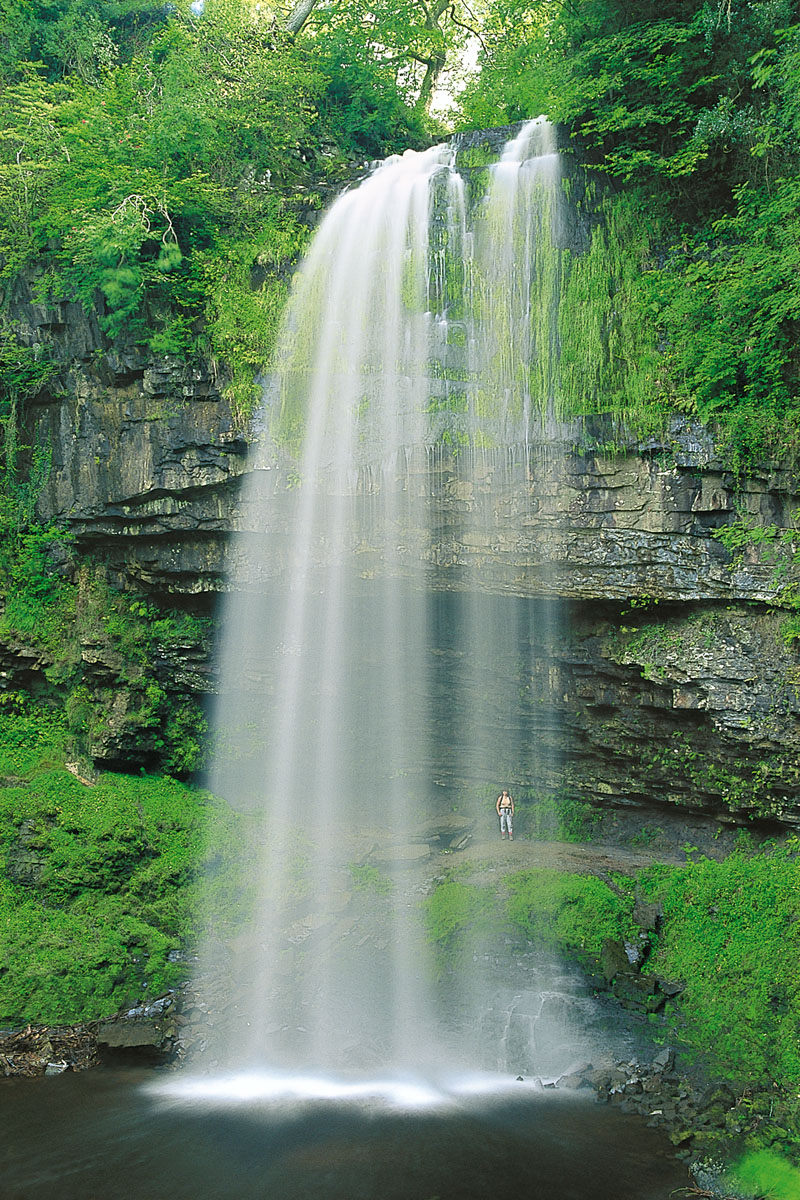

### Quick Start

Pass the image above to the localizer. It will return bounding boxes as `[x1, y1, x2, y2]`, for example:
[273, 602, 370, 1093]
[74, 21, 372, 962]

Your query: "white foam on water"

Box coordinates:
[147, 1068, 545, 1112]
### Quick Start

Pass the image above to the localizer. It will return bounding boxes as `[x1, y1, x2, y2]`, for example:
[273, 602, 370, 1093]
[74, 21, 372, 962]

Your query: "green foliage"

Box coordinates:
[505, 869, 634, 957]
[303, 0, 474, 121]
[456, 3, 557, 131]
[652, 172, 800, 466]
[547, 9, 717, 188]
[0, 529, 211, 775]
[557, 190, 668, 432]
[424, 877, 494, 947]
[629, 823, 662, 848]
[424, 866, 634, 960]
[0, 333, 58, 517]
[729, 1149, 800, 1199]
[0, 521, 74, 649]
[0, 701, 252, 1023]
[311, 31, 430, 157]
[0, 1, 433, 424]
[458, 3, 800, 465]
[0, 334, 58, 411]
[425, 843, 800, 1141]
[639, 842, 800, 1090]
[513, 789, 601, 843]
[55, 568, 212, 773]
[0, 1, 171, 85]
[0, 693, 69, 774]
[714, 520, 800, 635]
[467, 0, 794, 196]
[349, 862, 393, 895]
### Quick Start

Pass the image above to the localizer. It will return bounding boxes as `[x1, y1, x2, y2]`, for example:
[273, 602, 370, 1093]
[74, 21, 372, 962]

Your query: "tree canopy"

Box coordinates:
[2, 0, 800, 459]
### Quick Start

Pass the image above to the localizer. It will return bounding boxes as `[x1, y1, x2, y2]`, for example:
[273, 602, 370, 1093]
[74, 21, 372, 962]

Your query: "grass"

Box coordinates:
[0, 700, 253, 1025]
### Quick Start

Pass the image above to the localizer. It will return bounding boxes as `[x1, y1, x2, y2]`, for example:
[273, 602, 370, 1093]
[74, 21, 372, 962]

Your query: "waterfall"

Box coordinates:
[470, 114, 562, 443]
[197, 120, 568, 1092]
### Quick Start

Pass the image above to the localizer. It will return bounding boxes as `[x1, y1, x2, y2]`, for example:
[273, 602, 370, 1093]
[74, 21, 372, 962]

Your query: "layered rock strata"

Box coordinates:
[5, 271, 800, 820]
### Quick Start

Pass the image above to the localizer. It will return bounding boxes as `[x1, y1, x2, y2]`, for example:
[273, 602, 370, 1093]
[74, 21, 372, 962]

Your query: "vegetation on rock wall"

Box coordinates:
[556, 188, 667, 435]
[0, 700, 252, 1023]
[426, 839, 800, 1161]
[640, 843, 800, 1105]
[604, 607, 800, 820]
[460, 0, 800, 465]
[0, 0, 429, 424]
[0, 517, 211, 775]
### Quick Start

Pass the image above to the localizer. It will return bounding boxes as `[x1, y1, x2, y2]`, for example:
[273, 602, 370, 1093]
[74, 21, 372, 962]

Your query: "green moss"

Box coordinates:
[639, 843, 800, 1093]
[714, 521, 800, 636]
[729, 1149, 800, 1199]
[0, 702, 253, 1024]
[0, 534, 212, 775]
[455, 145, 500, 171]
[512, 789, 602, 843]
[424, 876, 494, 948]
[424, 838, 800, 1151]
[557, 191, 668, 436]
[505, 868, 635, 958]
[349, 862, 392, 896]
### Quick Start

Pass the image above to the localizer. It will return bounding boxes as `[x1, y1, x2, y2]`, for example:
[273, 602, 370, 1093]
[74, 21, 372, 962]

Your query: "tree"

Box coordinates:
[284, 0, 481, 114]
[0, 0, 172, 84]
[285, 0, 319, 35]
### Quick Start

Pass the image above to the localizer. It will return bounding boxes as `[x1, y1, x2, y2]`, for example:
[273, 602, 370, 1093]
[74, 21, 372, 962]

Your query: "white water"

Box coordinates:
[470, 115, 562, 443]
[200, 120, 573, 1091]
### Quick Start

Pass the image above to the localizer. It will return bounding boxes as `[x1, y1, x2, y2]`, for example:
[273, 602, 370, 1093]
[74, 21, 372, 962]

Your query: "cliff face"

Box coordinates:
[8, 269, 800, 823]
[12, 273, 247, 594]
[17, 259, 795, 602]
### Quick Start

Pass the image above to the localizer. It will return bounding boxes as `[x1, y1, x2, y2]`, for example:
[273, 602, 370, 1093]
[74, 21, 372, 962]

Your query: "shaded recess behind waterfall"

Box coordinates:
[206, 120, 567, 1073]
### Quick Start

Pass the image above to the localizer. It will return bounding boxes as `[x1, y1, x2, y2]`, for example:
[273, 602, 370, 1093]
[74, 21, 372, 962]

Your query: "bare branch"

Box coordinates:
[447, 4, 490, 58]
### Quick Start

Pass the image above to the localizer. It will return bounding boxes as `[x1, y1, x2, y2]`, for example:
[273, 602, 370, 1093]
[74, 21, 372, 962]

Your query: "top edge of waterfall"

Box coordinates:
[499, 116, 556, 163]
[371, 142, 455, 177]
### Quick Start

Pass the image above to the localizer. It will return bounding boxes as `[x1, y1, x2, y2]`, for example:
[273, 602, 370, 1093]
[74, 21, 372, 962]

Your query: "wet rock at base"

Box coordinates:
[412, 815, 477, 851]
[633, 897, 663, 933]
[97, 1017, 169, 1050]
[0, 1024, 99, 1076]
[0, 994, 180, 1076]
[652, 1047, 676, 1073]
[600, 938, 631, 983]
[97, 995, 178, 1057]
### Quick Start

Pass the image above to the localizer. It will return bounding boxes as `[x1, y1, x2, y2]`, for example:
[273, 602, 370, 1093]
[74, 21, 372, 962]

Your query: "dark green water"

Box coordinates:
[0, 1068, 690, 1199]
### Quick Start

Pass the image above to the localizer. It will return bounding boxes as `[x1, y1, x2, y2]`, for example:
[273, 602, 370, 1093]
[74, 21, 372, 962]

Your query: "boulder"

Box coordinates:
[96, 995, 178, 1055]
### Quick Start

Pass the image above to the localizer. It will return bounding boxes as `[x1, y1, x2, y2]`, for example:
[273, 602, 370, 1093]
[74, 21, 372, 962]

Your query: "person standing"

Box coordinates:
[496, 789, 514, 840]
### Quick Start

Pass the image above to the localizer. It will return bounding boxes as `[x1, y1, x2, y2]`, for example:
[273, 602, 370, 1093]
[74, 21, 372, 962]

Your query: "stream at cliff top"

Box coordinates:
[0, 1069, 689, 1199]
